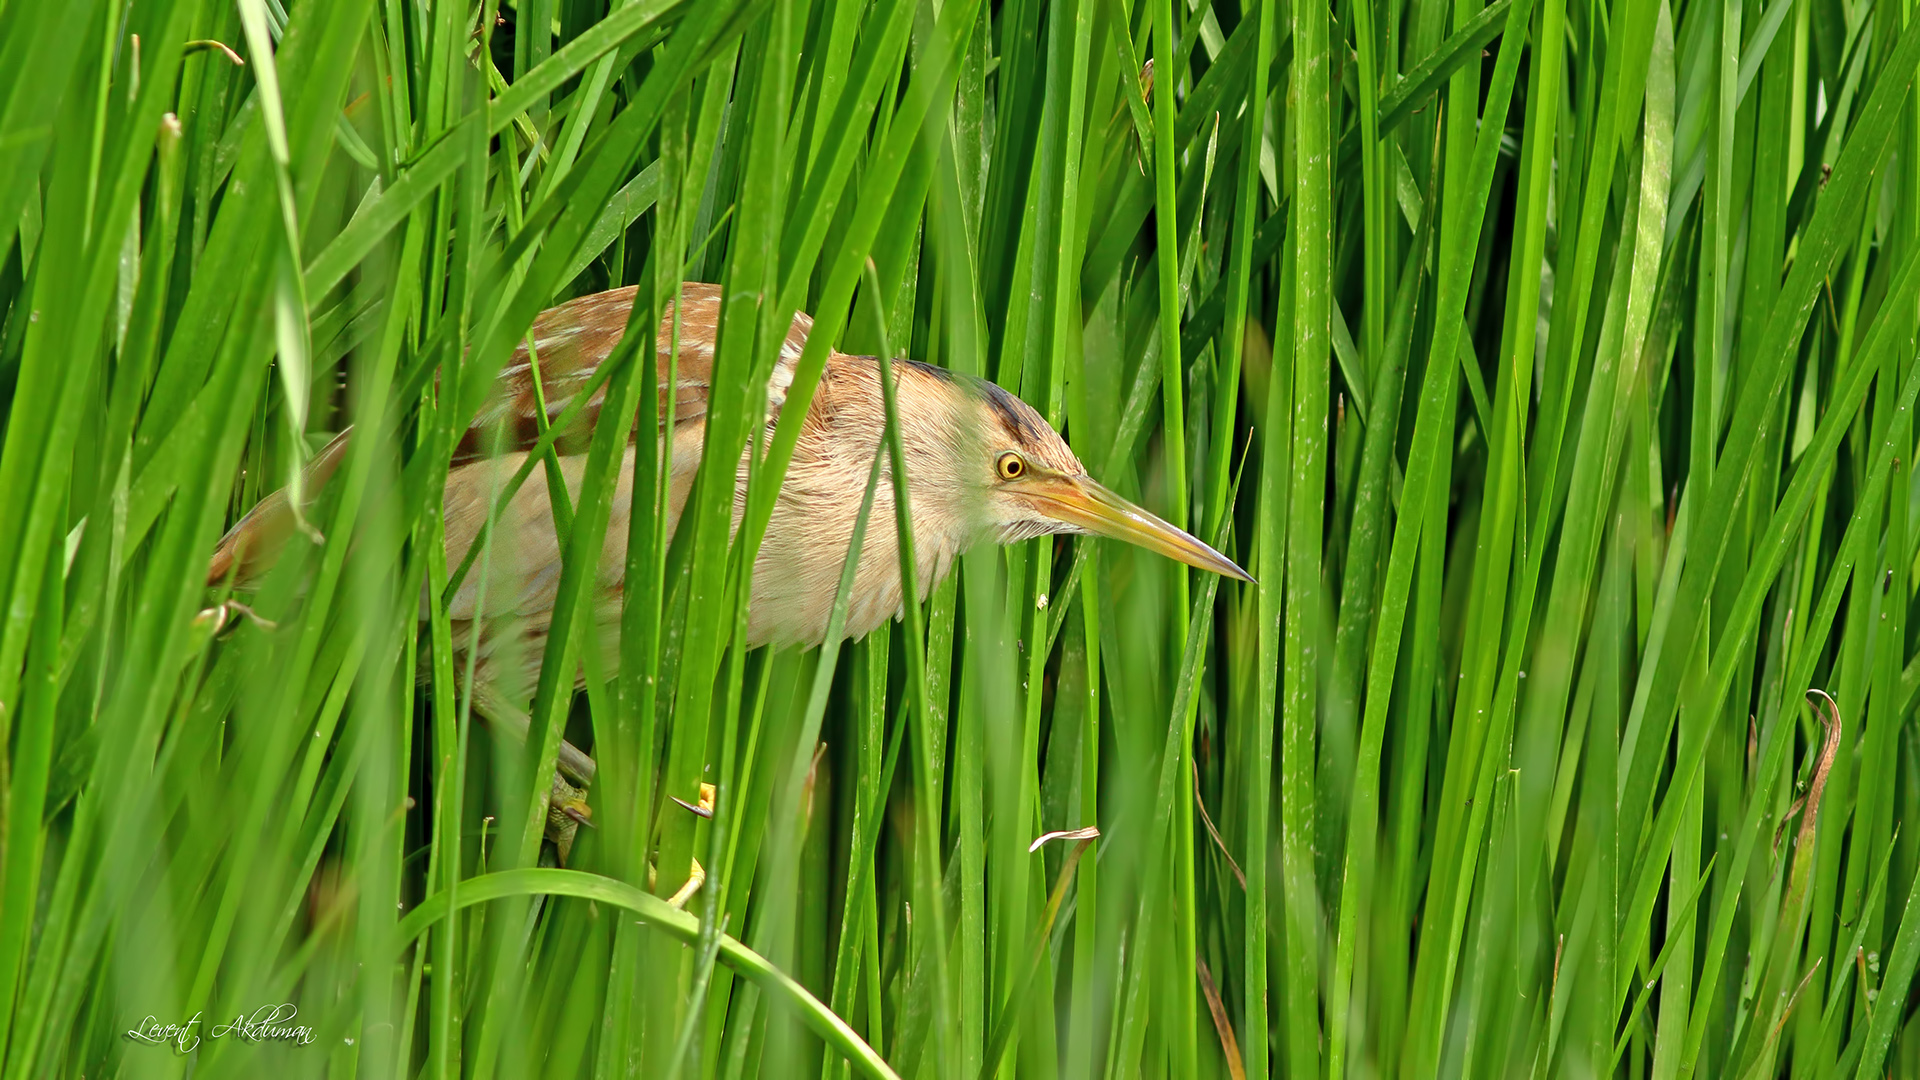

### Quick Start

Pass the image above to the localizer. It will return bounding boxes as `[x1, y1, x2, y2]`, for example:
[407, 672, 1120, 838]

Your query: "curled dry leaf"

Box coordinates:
[1028, 825, 1100, 854]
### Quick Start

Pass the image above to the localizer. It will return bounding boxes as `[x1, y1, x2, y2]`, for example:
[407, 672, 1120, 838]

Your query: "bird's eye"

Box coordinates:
[996, 452, 1026, 481]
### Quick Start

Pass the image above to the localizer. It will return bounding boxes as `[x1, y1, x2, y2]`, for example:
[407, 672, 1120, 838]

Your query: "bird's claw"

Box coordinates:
[191, 600, 278, 641]
[670, 782, 717, 819]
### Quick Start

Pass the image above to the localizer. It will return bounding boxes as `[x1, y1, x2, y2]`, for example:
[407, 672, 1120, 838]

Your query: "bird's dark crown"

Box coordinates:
[892, 359, 1081, 476]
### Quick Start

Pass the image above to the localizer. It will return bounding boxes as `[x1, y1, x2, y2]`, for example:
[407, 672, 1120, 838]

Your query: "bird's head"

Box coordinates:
[949, 372, 1253, 582]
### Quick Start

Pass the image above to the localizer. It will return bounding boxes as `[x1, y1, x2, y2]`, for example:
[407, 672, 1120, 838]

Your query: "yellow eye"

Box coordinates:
[996, 452, 1026, 481]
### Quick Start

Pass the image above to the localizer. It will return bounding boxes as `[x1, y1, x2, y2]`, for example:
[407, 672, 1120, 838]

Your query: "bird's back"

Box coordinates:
[207, 284, 966, 700]
[209, 283, 806, 587]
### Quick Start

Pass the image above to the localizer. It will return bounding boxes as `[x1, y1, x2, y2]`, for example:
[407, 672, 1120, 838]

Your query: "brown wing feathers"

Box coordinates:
[206, 282, 806, 587]
[204, 427, 355, 586]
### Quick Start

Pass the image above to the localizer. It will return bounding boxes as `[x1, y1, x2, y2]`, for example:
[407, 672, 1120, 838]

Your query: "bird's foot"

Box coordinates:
[545, 771, 594, 865]
[645, 855, 707, 909]
[471, 684, 600, 863]
[638, 787, 715, 904]
[672, 782, 717, 818]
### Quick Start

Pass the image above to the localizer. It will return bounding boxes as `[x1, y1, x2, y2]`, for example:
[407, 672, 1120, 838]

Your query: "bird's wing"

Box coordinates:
[207, 283, 813, 586]
[203, 428, 353, 586]
[452, 281, 811, 463]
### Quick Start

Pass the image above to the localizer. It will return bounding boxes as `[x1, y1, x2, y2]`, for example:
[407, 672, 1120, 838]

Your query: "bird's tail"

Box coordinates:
[205, 428, 355, 587]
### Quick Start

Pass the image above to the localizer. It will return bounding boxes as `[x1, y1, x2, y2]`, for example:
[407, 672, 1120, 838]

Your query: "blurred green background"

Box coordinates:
[6, 0, 1920, 1076]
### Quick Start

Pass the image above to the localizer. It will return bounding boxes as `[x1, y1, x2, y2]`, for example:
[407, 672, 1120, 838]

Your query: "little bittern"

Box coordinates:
[208, 282, 1249, 854]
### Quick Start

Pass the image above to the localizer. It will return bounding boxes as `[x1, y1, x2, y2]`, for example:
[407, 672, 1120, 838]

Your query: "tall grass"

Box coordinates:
[7, 0, 1920, 1075]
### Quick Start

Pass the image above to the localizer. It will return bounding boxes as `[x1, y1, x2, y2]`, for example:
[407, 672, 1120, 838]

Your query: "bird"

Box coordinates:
[206, 282, 1250, 858]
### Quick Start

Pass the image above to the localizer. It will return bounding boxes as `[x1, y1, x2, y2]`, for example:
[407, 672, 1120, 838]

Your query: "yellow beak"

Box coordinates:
[1025, 474, 1254, 582]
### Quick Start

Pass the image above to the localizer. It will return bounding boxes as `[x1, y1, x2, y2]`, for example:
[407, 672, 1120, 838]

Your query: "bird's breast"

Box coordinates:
[436, 418, 965, 655]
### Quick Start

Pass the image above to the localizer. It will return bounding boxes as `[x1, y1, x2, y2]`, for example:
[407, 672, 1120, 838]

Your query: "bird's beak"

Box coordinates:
[1025, 474, 1254, 582]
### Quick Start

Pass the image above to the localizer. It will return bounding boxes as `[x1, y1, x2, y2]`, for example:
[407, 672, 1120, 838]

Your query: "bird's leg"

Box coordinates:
[544, 770, 594, 866]
[468, 681, 712, 895]
[651, 856, 706, 909]
[645, 783, 715, 907]
[470, 682, 598, 863]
